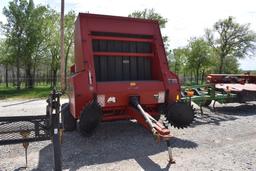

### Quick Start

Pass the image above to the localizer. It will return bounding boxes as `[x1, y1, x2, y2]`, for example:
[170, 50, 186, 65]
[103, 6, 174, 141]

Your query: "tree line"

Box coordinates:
[0, 0, 75, 89]
[130, 9, 256, 85]
[0, 3, 256, 90]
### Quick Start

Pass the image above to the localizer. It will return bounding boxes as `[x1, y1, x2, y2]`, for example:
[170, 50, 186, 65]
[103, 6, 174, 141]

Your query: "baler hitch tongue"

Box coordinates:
[129, 96, 175, 164]
[130, 96, 171, 141]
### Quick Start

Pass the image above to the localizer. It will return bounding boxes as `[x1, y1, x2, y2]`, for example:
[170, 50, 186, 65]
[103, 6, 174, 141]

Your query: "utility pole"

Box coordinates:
[60, 0, 65, 92]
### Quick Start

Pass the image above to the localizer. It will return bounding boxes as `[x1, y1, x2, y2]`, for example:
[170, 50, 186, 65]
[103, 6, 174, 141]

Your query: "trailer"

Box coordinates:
[181, 73, 256, 112]
[0, 90, 63, 170]
[0, 2, 65, 170]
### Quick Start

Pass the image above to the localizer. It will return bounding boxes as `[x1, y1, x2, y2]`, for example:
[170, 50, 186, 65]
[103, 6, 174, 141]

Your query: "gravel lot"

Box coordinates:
[0, 99, 256, 171]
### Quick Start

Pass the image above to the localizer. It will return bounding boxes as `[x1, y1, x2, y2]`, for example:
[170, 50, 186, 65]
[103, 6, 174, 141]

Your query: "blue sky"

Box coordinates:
[0, 0, 255, 70]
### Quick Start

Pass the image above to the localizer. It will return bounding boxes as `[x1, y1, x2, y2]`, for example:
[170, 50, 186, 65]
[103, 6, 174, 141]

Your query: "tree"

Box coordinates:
[2, 0, 48, 89]
[128, 9, 170, 50]
[187, 38, 212, 84]
[206, 16, 256, 74]
[129, 8, 167, 28]
[2, 0, 28, 90]
[23, 1, 47, 88]
[171, 48, 188, 75]
[0, 39, 11, 87]
[44, 9, 60, 87]
[44, 9, 75, 87]
[170, 48, 189, 84]
[1, 1, 75, 89]
[222, 56, 240, 74]
[63, 11, 75, 87]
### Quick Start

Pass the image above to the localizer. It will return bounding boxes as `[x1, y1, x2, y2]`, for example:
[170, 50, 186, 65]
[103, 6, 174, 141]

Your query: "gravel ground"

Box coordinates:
[0, 99, 256, 171]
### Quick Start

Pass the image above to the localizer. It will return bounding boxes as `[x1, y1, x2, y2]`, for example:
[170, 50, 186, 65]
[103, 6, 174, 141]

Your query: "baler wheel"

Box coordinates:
[62, 103, 77, 131]
[79, 101, 102, 137]
[166, 102, 195, 129]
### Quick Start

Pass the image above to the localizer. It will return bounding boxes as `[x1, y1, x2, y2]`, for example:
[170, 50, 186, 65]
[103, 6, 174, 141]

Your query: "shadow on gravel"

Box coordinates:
[192, 103, 256, 127]
[214, 103, 256, 116]
[32, 121, 198, 171]
[192, 112, 238, 126]
[170, 137, 198, 149]
[135, 157, 171, 171]
[13, 166, 27, 171]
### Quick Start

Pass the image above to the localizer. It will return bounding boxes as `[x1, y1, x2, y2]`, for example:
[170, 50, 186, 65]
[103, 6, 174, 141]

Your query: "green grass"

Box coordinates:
[0, 85, 53, 100]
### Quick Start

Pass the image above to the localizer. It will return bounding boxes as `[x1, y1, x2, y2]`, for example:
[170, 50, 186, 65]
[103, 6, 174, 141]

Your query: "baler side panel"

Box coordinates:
[69, 77, 76, 117]
[72, 72, 94, 117]
[70, 16, 94, 117]
[152, 23, 181, 102]
[74, 16, 84, 73]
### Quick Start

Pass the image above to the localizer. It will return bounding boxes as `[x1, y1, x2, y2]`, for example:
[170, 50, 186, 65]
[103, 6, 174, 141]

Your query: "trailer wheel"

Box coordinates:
[62, 103, 76, 131]
[79, 101, 102, 137]
[166, 102, 195, 129]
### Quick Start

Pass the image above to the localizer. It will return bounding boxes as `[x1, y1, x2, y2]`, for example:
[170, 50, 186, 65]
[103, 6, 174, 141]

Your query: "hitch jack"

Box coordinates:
[20, 128, 31, 168]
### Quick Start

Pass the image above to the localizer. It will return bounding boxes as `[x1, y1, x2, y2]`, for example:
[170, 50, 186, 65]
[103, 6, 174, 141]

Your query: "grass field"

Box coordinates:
[0, 85, 53, 99]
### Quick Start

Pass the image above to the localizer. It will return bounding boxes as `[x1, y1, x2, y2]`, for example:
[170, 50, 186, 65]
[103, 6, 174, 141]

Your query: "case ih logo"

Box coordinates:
[107, 97, 116, 103]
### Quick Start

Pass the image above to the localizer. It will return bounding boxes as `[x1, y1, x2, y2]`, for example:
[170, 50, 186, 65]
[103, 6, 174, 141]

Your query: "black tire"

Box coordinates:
[79, 101, 103, 137]
[202, 100, 212, 107]
[166, 102, 195, 129]
[62, 103, 76, 131]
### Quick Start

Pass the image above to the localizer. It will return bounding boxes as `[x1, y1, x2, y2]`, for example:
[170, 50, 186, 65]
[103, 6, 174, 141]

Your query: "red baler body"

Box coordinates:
[69, 13, 180, 122]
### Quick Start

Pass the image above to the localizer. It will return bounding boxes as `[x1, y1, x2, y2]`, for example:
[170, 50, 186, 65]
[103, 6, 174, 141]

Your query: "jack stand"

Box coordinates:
[200, 105, 204, 115]
[166, 140, 175, 164]
[20, 129, 31, 168]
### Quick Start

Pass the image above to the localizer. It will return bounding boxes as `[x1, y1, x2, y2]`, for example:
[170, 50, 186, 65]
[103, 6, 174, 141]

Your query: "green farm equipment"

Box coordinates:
[181, 74, 256, 113]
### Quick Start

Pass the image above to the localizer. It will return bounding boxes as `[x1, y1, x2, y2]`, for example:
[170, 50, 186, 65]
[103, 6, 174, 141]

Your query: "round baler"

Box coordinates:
[62, 13, 195, 137]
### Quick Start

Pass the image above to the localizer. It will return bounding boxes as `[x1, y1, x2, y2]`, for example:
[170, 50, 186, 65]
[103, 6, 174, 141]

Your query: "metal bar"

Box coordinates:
[91, 35, 153, 42]
[25, 146, 28, 168]
[35, 122, 40, 137]
[0, 137, 50, 145]
[52, 114, 62, 171]
[93, 52, 154, 57]
[60, 0, 65, 92]
[102, 114, 132, 122]
[0, 128, 36, 135]
[166, 140, 175, 164]
[0, 115, 48, 121]
[50, 90, 63, 171]
[136, 104, 155, 131]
